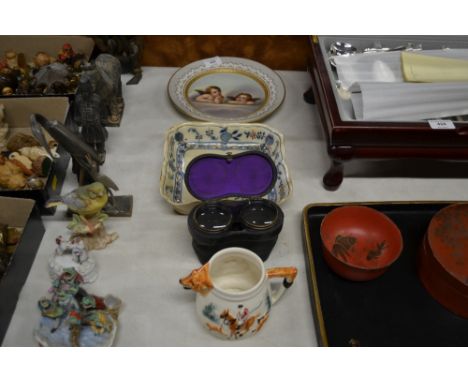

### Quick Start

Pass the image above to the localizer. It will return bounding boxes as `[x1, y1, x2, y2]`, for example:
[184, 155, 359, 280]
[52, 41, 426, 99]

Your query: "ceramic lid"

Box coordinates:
[427, 203, 468, 287]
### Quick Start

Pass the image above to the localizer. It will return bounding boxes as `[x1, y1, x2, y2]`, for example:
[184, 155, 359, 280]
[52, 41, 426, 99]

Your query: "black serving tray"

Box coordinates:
[302, 201, 468, 347]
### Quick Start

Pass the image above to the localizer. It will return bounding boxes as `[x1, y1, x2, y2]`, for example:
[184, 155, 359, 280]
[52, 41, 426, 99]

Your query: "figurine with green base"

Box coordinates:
[34, 268, 122, 347]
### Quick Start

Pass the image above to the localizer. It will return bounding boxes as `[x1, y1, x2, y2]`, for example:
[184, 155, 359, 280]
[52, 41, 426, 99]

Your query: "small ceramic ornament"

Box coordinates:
[33, 52, 54, 69]
[46, 182, 109, 217]
[34, 268, 122, 347]
[5, 51, 19, 70]
[19, 145, 53, 161]
[48, 235, 98, 283]
[0, 159, 27, 189]
[67, 213, 118, 251]
[8, 152, 33, 174]
[46, 182, 118, 250]
[57, 43, 76, 65]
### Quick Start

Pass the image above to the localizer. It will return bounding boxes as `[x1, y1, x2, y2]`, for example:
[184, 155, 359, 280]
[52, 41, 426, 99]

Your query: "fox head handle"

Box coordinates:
[179, 263, 213, 295]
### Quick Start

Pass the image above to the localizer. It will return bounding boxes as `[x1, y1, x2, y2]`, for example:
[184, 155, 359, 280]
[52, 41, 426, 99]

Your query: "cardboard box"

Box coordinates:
[0, 35, 94, 62]
[0, 197, 44, 344]
[0, 35, 94, 98]
[0, 97, 71, 214]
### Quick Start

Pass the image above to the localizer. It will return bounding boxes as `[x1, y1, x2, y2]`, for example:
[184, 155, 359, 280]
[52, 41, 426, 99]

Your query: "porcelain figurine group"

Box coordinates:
[29, 111, 124, 345]
[37, 181, 120, 346]
[48, 235, 97, 283]
[0, 45, 84, 96]
[0, 136, 56, 190]
[35, 268, 121, 347]
[1, 40, 128, 346]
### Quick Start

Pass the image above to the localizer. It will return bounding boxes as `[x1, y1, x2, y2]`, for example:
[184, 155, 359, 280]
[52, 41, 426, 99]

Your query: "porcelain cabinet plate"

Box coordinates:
[167, 57, 285, 123]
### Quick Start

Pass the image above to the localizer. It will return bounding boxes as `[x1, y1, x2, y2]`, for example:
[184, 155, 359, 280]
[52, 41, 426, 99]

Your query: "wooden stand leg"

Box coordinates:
[323, 159, 344, 190]
[303, 87, 315, 104]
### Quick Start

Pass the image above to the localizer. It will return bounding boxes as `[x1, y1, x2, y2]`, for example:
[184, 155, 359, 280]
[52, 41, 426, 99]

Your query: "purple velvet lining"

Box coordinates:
[186, 153, 275, 200]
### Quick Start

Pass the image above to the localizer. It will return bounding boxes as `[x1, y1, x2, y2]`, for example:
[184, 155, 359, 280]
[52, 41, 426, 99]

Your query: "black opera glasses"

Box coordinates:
[188, 199, 284, 264]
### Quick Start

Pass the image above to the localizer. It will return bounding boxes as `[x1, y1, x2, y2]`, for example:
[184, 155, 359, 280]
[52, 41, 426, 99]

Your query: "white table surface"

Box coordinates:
[3, 67, 468, 346]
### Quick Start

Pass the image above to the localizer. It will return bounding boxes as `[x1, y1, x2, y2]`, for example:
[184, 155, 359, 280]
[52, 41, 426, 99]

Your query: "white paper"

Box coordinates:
[428, 120, 456, 130]
[203, 56, 223, 68]
[350, 81, 468, 121]
[334, 49, 468, 89]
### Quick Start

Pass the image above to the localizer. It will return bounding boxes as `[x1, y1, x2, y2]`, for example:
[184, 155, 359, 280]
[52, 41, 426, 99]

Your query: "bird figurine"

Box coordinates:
[46, 182, 109, 217]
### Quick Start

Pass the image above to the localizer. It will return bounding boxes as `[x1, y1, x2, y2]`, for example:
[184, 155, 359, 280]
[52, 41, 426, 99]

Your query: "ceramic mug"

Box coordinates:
[180, 247, 297, 340]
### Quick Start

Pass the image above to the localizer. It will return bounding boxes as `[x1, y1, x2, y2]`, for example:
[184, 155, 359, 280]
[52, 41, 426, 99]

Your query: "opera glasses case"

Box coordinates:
[185, 152, 284, 264]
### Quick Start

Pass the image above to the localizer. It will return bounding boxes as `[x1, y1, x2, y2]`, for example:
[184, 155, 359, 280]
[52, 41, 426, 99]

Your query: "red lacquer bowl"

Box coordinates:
[320, 206, 403, 281]
[419, 203, 468, 318]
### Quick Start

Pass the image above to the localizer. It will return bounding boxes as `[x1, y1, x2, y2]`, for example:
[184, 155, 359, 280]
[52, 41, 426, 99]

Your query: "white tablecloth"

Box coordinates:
[3, 67, 468, 346]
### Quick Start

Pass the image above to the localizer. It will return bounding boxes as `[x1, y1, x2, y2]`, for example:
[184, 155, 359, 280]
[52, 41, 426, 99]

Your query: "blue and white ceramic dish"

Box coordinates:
[160, 122, 292, 214]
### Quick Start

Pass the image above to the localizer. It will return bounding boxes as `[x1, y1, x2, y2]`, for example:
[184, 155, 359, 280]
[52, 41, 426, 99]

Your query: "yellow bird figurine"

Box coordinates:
[46, 182, 108, 217]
